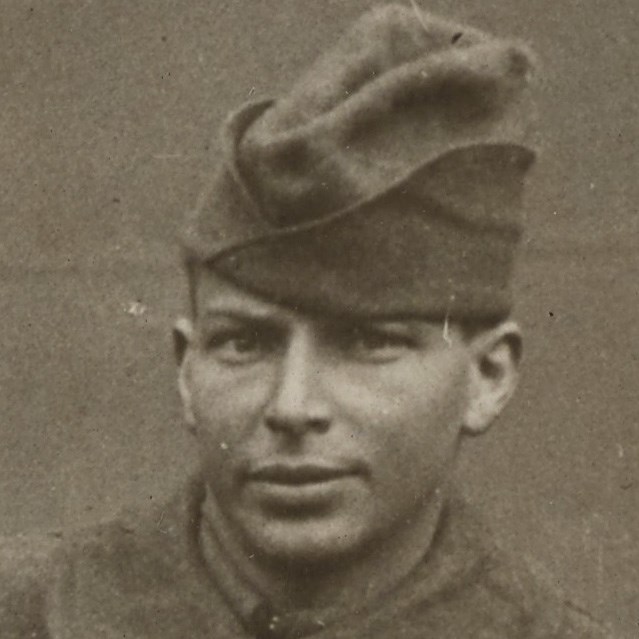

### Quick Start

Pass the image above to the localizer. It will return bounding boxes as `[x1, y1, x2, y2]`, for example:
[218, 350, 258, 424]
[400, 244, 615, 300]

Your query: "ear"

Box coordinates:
[463, 321, 522, 436]
[173, 317, 196, 428]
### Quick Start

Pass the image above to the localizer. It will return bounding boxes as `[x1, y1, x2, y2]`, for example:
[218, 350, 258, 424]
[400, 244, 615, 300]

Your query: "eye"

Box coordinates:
[340, 325, 416, 362]
[204, 328, 273, 364]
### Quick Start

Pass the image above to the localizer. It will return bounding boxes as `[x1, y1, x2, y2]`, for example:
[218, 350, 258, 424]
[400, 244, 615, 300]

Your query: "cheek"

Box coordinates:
[337, 356, 467, 428]
[333, 357, 468, 475]
[188, 360, 272, 447]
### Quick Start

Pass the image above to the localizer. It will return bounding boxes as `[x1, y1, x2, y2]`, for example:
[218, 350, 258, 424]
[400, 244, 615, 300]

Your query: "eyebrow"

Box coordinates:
[329, 315, 442, 328]
[200, 307, 283, 323]
[200, 305, 443, 329]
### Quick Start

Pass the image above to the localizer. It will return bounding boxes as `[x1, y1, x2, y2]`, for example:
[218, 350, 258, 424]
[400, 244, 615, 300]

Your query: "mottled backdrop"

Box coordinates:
[1, 1, 637, 635]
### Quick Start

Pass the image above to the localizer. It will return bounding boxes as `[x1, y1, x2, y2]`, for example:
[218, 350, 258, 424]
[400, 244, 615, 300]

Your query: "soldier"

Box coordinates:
[0, 4, 616, 638]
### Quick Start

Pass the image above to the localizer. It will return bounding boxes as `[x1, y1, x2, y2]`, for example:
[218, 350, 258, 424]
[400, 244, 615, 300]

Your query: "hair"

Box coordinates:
[183, 256, 508, 343]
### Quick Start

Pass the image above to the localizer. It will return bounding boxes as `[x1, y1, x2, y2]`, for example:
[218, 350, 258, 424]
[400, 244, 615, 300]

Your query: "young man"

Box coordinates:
[0, 4, 615, 638]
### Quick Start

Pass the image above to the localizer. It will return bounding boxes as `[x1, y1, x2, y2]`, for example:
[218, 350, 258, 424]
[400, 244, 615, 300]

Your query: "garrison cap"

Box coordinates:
[183, 3, 537, 319]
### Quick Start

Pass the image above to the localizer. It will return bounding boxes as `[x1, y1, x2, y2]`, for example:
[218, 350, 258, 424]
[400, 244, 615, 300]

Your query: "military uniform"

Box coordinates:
[2, 5, 617, 637]
[0, 475, 612, 638]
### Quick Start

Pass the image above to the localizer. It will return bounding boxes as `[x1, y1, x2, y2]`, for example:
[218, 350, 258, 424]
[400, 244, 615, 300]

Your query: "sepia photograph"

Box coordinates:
[1, 1, 637, 637]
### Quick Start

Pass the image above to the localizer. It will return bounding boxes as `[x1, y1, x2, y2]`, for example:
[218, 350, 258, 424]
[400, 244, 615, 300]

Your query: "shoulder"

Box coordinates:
[0, 530, 66, 637]
[0, 513, 168, 638]
[0, 477, 208, 637]
[477, 543, 615, 638]
[441, 497, 616, 638]
[0, 515, 161, 637]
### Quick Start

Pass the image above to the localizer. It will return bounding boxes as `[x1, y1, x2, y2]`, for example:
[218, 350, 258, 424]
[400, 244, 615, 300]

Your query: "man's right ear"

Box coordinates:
[173, 317, 196, 428]
[173, 317, 194, 365]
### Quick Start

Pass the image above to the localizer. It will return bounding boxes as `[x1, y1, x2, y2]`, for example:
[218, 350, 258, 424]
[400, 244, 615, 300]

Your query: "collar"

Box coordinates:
[199, 490, 329, 638]
[197, 481, 494, 639]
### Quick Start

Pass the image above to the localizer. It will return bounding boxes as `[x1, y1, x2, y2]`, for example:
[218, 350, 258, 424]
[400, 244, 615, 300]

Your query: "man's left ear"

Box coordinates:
[463, 321, 522, 436]
[173, 317, 196, 428]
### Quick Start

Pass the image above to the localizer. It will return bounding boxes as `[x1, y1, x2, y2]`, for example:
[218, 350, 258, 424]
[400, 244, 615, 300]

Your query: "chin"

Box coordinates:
[238, 512, 369, 566]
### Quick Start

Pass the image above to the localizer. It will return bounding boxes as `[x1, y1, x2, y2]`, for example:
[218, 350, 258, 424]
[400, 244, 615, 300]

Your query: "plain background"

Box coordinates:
[1, 1, 637, 635]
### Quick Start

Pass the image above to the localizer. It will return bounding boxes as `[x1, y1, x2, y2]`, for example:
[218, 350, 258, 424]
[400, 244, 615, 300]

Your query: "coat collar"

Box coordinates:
[50, 474, 502, 639]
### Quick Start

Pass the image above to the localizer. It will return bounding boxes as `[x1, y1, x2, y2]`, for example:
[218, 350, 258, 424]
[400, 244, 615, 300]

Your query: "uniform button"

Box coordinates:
[268, 614, 280, 631]
[250, 603, 288, 639]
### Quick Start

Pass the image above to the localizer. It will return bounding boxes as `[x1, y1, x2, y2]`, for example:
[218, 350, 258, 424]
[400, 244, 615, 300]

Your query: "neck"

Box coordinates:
[200, 486, 447, 612]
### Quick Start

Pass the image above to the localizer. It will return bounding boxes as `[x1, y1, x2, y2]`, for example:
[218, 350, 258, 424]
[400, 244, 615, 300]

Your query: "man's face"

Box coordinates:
[178, 271, 482, 565]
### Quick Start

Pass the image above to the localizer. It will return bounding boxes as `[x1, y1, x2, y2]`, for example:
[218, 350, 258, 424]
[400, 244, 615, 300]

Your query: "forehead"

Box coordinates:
[193, 268, 454, 333]
[195, 269, 297, 320]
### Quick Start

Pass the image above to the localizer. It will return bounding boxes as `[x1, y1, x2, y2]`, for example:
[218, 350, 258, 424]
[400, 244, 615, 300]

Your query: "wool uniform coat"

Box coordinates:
[0, 475, 614, 638]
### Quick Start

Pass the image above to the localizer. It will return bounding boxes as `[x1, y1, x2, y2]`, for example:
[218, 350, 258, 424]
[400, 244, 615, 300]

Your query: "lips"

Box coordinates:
[247, 463, 358, 485]
[243, 461, 365, 512]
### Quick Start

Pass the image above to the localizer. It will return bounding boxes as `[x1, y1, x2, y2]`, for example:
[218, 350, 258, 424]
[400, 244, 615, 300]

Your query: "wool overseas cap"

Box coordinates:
[183, 3, 538, 319]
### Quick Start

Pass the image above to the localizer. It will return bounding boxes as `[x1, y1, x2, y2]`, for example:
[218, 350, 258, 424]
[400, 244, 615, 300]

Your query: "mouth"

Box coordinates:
[247, 463, 357, 486]
[242, 460, 366, 512]
[244, 463, 360, 513]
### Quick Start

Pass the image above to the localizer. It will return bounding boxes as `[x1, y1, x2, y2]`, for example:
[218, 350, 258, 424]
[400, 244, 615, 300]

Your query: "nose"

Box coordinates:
[264, 327, 331, 437]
